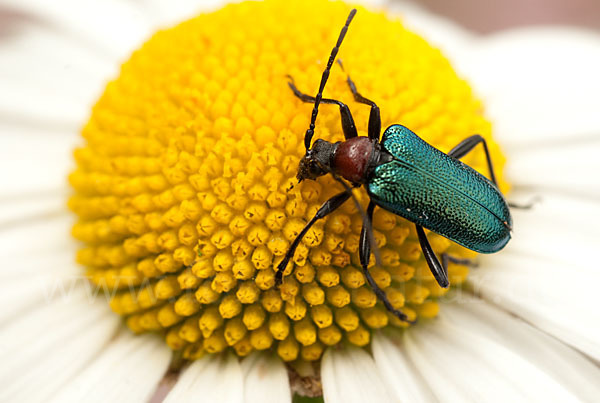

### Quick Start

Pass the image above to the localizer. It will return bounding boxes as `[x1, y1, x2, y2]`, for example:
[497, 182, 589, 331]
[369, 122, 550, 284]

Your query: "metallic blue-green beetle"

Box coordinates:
[276, 9, 512, 322]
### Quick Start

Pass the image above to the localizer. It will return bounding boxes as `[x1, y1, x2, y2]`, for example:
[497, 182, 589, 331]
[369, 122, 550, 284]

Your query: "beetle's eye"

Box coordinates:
[309, 161, 321, 175]
[297, 154, 325, 181]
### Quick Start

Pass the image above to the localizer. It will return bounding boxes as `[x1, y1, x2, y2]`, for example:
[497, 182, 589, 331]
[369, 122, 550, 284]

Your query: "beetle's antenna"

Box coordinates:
[304, 8, 357, 150]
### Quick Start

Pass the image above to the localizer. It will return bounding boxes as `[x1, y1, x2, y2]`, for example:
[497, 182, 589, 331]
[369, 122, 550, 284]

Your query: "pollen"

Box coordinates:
[70, 0, 508, 362]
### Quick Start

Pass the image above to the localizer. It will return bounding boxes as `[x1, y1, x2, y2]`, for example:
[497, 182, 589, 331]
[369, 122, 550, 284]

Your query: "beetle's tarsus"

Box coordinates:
[274, 271, 283, 287]
[508, 196, 541, 210]
[442, 253, 478, 270]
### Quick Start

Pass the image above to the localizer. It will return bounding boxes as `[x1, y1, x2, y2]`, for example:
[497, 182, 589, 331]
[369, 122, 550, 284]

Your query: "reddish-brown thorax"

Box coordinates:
[332, 136, 375, 183]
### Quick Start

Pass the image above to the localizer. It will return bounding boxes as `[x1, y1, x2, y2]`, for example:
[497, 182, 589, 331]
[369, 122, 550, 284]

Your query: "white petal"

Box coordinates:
[0, 8, 122, 129]
[2, 0, 152, 62]
[321, 346, 393, 403]
[400, 331, 472, 402]
[0, 80, 87, 131]
[0, 18, 112, 100]
[49, 330, 171, 402]
[355, 0, 389, 8]
[468, 190, 600, 361]
[137, 0, 228, 28]
[507, 191, 600, 268]
[461, 28, 600, 147]
[0, 191, 68, 228]
[372, 332, 436, 402]
[0, 249, 80, 323]
[0, 286, 120, 401]
[140, 0, 391, 30]
[164, 353, 244, 403]
[0, 213, 73, 268]
[443, 299, 600, 402]
[386, 0, 476, 70]
[469, 252, 600, 361]
[0, 123, 76, 197]
[0, 209, 87, 320]
[139, 0, 390, 30]
[403, 300, 592, 402]
[506, 137, 600, 198]
[241, 352, 291, 403]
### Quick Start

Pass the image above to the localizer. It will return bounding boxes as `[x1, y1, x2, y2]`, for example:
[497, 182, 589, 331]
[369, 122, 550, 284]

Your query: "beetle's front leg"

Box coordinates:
[287, 76, 358, 141]
[360, 201, 414, 323]
[275, 190, 352, 285]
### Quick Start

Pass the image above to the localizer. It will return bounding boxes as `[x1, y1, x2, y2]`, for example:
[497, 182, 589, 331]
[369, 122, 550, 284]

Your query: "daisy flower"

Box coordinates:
[1, 0, 599, 402]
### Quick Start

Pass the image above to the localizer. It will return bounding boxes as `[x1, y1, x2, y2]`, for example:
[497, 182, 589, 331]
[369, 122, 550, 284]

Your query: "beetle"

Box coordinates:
[275, 9, 513, 322]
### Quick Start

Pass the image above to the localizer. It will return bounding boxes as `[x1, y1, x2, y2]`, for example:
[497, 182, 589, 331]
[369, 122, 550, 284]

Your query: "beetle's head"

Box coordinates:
[297, 139, 338, 182]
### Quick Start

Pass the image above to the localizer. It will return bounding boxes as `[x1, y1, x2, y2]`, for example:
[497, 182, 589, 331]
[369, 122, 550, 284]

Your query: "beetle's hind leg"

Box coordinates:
[507, 199, 538, 210]
[442, 253, 478, 268]
[360, 201, 414, 323]
[415, 225, 450, 288]
[287, 76, 358, 140]
[448, 134, 499, 185]
[448, 135, 536, 209]
[416, 225, 477, 288]
[337, 60, 381, 141]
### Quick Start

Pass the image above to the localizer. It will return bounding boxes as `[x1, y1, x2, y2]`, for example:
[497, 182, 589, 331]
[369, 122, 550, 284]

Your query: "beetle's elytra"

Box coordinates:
[276, 9, 512, 322]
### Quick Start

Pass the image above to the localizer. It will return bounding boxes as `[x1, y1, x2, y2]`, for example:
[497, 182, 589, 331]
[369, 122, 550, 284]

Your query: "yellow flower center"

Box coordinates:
[69, 0, 508, 362]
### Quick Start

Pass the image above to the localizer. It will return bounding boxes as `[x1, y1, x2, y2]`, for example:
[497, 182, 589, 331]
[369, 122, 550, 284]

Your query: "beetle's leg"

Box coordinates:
[442, 253, 478, 269]
[275, 190, 352, 285]
[448, 134, 498, 186]
[360, 201, 414, 323]
[337, 60, 381, 141]
[448, 135, 535, 209]
[415, 225, 450, 288]
[287, 76, 358, 140]
[507, 199, 538, 209]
